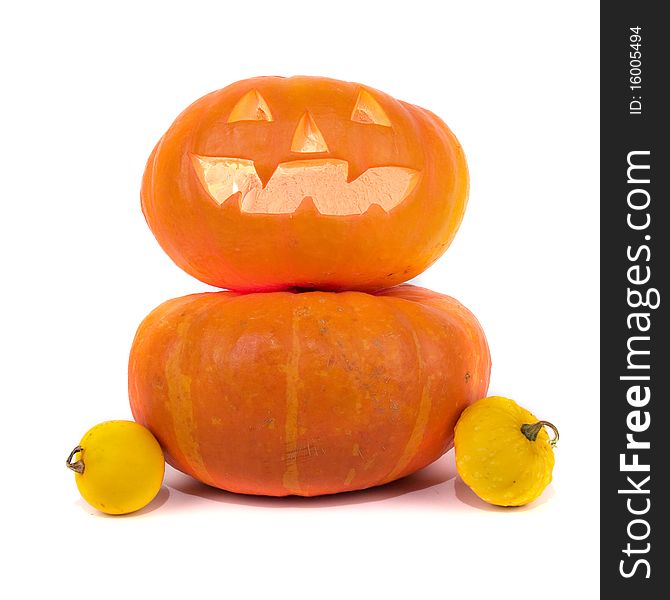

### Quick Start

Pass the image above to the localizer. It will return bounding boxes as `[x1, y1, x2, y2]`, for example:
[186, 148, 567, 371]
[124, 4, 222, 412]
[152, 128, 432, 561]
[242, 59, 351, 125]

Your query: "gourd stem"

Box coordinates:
[521, 421, 559, 447]
[66, 445, 85, 474]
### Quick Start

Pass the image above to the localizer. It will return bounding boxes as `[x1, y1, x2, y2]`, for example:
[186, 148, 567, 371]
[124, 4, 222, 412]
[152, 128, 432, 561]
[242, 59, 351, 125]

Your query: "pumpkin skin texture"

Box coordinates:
[141, 76, 469, 292]
[128, 285, 490, 496]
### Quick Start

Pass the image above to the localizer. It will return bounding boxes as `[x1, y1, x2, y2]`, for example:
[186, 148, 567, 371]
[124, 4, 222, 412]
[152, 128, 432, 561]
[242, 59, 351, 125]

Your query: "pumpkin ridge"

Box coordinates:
[282, 304, 303, 494]
[164, 302, 214, 483]
[384, 314, 432, 482]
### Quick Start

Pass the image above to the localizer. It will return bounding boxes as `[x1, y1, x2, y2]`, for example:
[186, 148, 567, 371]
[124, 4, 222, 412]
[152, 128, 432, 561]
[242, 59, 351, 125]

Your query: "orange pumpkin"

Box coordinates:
[128, 285, 490, 496]
[141, 76, 469, 292]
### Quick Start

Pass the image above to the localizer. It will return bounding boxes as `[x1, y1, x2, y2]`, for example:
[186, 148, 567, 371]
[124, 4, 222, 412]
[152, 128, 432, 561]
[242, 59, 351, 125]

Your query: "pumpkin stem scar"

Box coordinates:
[520, 421, 559, 447]
[66, 445, 85, 474]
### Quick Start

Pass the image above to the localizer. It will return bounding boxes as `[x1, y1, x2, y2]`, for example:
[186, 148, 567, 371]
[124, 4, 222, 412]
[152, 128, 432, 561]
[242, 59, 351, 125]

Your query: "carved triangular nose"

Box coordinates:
[291, 111, 329, 153]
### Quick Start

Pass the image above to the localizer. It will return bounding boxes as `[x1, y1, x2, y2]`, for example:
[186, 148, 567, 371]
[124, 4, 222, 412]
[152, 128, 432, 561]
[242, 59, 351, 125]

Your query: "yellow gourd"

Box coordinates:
[454, 396, 558, 507]
[66, 420, 165, 515]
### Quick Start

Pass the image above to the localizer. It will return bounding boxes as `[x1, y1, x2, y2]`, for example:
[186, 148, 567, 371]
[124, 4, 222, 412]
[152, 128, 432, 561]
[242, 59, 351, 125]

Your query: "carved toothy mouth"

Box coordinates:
[191, 156, 420, 216]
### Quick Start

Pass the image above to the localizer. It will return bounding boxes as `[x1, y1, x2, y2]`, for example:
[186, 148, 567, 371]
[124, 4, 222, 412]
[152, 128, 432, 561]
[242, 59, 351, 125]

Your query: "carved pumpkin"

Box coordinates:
[141, 76, 469, 292]
[128, 285, 490, 496]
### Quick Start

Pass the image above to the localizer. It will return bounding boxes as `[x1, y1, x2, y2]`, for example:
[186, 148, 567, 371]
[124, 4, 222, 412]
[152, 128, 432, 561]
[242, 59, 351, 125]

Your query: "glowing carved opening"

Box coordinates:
[228, 89, 274, 122]
[290, 112, 329, 153]
[351, 89, 392, 127]
[192, 156, 419, 215]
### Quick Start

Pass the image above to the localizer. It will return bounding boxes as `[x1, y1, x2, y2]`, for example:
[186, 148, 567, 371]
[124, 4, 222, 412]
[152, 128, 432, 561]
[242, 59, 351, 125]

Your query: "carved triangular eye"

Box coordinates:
[291, 112, 329, 153]
[228, 89, 274, 122]
[351, 89, 392, 127]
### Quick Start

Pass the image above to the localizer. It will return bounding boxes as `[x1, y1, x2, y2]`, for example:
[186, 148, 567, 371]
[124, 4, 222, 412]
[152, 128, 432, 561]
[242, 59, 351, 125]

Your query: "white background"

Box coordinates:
[1, 1, 599, 598]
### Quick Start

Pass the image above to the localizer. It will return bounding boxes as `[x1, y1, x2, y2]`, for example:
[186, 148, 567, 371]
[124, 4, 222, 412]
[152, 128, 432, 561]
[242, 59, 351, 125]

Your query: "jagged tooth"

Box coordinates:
[362, 202, 388, 218]
[344, 161, 366, 184]
[218, 191, 243, 213]
[294, 196, 319, 216]
[254, 163, 277, 188]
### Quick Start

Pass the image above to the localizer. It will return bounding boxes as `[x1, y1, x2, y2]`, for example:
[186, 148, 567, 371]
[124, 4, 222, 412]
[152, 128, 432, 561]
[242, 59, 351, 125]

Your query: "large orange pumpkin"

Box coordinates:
[141, 76, 469, 292]
[128, 285, 490, 496]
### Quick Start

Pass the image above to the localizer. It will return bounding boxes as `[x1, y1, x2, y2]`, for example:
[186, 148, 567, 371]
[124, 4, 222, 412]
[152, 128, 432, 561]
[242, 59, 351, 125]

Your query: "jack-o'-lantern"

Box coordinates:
[141, 76, 469, 291]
